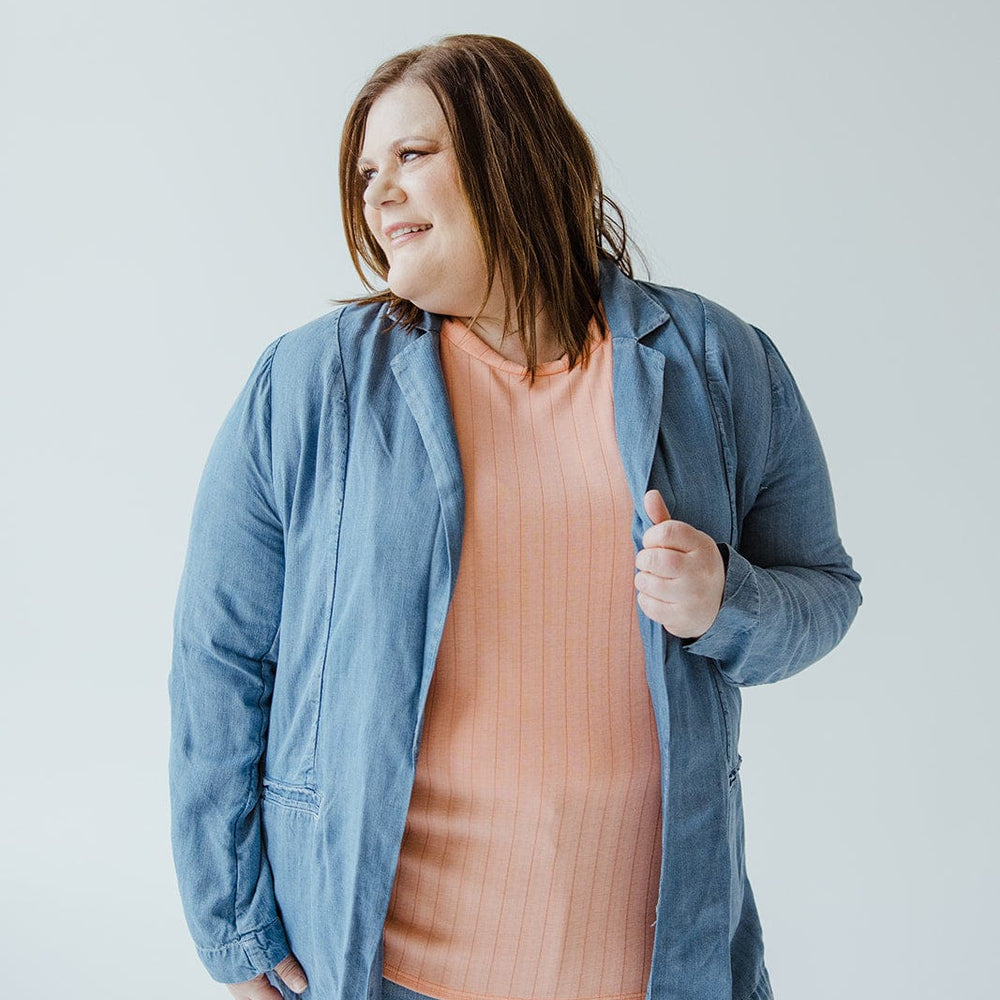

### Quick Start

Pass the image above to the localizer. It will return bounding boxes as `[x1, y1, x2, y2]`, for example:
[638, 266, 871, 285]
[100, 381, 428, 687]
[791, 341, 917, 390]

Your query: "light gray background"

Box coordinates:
[2, 1, 996, 997]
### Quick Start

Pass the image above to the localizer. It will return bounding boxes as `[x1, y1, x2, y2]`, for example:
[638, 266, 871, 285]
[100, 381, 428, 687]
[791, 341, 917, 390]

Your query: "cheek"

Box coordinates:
[361, 203, 379, 241]
[429, 171, 480, 250]
[442, 202, 484, 264]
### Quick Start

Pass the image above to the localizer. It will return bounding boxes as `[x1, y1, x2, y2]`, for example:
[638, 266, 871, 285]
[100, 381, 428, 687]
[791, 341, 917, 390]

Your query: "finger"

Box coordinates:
[634, 545, 685, 578]
[643, 489, 671, 525]
[635, 588, 678, 629]
[226, 974, 283, 1000]
[641, 517, 701, 552]
[634, 570, 678, 604]
[274, 953, 309, 994]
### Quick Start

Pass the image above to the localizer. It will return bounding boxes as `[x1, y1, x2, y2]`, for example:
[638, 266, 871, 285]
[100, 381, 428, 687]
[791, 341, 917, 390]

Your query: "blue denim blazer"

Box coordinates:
[169, 258, 861, 1000]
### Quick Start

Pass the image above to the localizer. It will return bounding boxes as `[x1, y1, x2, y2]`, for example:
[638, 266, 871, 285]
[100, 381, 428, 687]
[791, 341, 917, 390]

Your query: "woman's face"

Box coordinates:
[359, 80, 492, 316]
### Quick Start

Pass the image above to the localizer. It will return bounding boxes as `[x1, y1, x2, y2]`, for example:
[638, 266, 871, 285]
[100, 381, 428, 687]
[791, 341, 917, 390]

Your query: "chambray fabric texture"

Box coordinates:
[382, 977, 451, 1000]
[168, 257, 861, 1000]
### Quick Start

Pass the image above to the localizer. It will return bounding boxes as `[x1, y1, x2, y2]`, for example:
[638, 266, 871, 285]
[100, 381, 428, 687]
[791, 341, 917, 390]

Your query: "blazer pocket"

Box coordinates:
[708, 658, 742, 780]
[728, 753, 743, 788]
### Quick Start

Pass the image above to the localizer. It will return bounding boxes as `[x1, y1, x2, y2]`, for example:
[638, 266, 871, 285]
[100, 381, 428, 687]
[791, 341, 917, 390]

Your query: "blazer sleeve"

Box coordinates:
[167, 335, 292, 983]
[682, 326, 863, 685]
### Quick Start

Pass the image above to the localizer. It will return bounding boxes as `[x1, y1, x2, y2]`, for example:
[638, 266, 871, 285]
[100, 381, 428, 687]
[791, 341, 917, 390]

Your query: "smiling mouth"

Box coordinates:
[389, 225, 432, 245]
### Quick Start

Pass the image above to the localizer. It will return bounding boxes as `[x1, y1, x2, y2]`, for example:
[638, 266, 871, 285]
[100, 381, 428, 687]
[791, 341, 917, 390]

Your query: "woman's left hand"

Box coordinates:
[634, 489, 727, 641]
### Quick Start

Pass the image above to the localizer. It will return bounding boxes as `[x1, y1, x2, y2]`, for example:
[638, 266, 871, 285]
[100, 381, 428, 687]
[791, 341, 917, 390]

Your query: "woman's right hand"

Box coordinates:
[225, 953, 309, 998]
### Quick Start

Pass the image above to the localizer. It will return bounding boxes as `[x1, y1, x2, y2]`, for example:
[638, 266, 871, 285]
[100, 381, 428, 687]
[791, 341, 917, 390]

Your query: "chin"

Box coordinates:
[386, 268, 424, 307]
[387, 279, 449, 316]
[387, 263, 480, 317]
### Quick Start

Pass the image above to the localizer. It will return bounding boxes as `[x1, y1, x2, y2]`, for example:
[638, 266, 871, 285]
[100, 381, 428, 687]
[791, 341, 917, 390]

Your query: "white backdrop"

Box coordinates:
[2, 1, 997, 997]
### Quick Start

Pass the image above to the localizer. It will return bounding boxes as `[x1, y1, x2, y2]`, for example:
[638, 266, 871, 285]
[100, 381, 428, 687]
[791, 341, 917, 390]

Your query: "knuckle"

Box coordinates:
[657, 549, 680, 576]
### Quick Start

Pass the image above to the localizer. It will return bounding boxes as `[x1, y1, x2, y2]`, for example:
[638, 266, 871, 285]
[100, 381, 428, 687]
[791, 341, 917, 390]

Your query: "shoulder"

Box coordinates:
[268, 305, 342, 383]
[659, 284, 802, 421]
[625, 274, 784, 452]
[266, 300, 390, 393]
[620, 275, 788, 503]
[630, 276, 770, 379]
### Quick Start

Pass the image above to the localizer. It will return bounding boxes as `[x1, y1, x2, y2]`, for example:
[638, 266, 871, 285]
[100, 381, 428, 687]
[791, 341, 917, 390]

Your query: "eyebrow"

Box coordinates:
[356, 135, 438, 168]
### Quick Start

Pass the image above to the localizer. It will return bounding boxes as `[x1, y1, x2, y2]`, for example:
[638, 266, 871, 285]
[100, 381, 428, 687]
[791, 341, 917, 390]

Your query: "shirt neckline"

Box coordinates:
[440, 315, 603, 377]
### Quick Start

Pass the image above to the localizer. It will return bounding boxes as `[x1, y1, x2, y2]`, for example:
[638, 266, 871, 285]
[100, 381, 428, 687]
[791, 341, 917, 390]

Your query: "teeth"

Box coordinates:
[391, 225, 431, 239]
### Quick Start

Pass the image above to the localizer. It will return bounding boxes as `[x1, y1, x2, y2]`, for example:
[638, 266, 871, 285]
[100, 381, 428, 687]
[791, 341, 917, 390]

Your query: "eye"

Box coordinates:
[358, 149, 425, 187]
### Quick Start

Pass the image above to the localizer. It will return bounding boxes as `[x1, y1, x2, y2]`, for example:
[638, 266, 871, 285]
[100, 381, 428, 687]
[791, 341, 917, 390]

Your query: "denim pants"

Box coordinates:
[263, 973, 438, 999]
[381, 977, 438, 1000]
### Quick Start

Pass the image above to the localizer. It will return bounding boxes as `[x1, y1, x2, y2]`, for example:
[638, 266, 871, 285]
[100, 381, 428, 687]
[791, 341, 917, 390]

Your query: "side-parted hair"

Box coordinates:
[336, 33, 645, 382]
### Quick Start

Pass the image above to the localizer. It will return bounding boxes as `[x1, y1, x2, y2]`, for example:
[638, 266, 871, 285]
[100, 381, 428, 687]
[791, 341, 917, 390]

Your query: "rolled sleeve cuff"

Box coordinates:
[195, 916, 291, 985]
[681, 542, 760, 661]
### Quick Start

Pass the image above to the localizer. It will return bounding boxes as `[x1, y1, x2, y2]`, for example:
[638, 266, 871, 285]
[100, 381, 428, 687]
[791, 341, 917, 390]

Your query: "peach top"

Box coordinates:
[382, 313, 662, 1000]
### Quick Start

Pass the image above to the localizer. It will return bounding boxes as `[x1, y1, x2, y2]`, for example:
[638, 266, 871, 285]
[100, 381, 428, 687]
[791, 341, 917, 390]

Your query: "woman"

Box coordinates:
[169, 34, 861, 1000]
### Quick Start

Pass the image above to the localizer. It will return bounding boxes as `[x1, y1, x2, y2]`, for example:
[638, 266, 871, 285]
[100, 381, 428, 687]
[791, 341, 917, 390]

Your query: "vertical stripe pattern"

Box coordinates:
[382, 315, 662, 1000]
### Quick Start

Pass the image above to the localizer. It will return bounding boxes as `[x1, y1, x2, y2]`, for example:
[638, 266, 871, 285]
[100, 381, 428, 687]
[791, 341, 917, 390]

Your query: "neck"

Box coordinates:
[459, 306, 564, 367]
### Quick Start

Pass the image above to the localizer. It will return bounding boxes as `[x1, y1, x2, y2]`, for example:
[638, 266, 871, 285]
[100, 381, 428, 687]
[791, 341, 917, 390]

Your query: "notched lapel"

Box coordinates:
[599, 258, 677, 527]
[389, 330, 465, 595]
[610, 338, 677, 524]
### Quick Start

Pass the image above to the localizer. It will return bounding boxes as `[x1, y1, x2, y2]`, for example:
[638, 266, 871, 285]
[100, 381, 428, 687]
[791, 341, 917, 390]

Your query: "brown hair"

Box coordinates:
[335, 33, 644, 383]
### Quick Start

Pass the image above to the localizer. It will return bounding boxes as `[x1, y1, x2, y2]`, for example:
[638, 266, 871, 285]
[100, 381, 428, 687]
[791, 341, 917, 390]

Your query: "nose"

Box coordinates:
[363, 167, 404, 210]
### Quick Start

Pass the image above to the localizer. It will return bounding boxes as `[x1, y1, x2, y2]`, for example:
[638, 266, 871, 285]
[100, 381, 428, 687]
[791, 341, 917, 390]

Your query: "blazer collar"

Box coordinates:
[597, 256, 672, 341]
[409, 255, 671, 341]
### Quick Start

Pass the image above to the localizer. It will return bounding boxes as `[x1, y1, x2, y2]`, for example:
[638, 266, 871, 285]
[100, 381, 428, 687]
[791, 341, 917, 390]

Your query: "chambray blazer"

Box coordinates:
[169, 257, 862, 1000]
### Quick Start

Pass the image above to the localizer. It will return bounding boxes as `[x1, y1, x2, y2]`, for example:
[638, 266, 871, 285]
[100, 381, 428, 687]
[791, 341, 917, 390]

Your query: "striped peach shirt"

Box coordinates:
[382, 312, 662, 1000]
